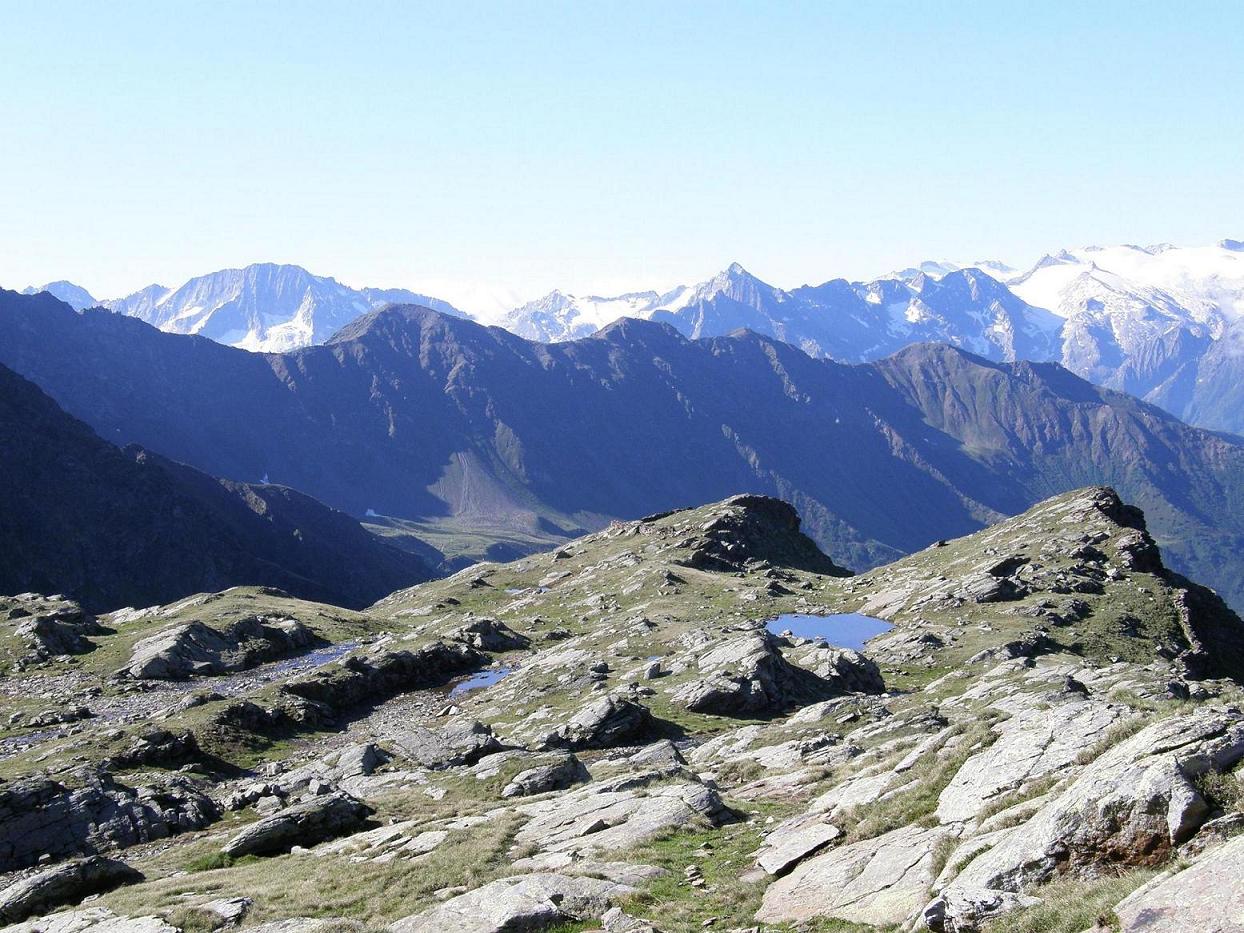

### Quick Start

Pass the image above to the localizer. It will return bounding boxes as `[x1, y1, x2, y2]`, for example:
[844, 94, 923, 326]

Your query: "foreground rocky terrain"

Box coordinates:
[1, 489, 1242, 932]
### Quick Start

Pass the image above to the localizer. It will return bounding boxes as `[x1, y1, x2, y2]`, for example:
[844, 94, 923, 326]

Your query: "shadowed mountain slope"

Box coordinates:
[0, 361, 431, 611]
[2, 289, 1243, 610]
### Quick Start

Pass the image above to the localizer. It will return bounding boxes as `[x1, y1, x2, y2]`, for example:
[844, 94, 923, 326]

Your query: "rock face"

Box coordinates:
[120, 616, 319, 679]
[1112, 833, 1244, 932]
[539, 696, 653, 750]
[0, 774, 218, 871]
[939, 708, 1244, 925]
[388, 872, 633, 933]
[0, 858, 143, 924]
[672, 632, 855, 715]
[221, 792, 372, 857]
[757, 824, 950, 926]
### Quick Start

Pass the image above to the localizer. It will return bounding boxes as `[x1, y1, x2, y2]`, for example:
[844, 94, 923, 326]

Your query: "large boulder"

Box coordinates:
[221, 792, 371, 857]
[388, 873, 633, 933]
[449, 619, 529, 652]
[501, 753, 589, 798]
[120, 616, 318, 680]
[671, 632, 849, 716]
[0, 858, 142, 924]
[390, 720, 501, 770]
[538, 696, 652, 750]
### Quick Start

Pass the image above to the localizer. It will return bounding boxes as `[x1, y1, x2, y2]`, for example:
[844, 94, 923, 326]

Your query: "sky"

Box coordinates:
[2, 0, 1242, 315]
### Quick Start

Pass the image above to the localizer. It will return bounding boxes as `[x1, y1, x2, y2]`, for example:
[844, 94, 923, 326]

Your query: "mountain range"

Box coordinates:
[27, 263, 463, 352]
[21, 239, 1244, 433]
[3, 287, 1244, 612]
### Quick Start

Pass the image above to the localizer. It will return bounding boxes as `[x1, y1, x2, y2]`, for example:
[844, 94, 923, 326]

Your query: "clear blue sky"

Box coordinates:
[2, 0, 1241, 312]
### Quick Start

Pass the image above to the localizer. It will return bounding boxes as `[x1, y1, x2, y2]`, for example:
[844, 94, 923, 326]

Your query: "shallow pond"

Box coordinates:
[448, 666, 515, 697]
[765, 613, 891, 650]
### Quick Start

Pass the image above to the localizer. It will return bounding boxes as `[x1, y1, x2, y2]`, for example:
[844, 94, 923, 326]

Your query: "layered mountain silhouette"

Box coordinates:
[0, 355, 431, 611]
[2, 287, 1243, 611]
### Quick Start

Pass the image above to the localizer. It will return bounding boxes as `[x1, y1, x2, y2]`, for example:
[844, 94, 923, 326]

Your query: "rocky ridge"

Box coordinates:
[0, 490, 1242, 932]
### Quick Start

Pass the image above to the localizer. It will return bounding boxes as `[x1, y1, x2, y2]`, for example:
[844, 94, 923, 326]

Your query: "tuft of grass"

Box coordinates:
[1195, 767, 1243, 813]
[981, 869, 1159, 933]
[840, 720, 999, 843]
[1074, 717, 1150, 766]
[184, 851, 260, 872]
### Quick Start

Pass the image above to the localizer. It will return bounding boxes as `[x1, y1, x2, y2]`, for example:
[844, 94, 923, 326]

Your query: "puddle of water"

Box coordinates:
[766, 613, 891, 650]
[448, 667, 514, 697]
[263, 641, 360, 677]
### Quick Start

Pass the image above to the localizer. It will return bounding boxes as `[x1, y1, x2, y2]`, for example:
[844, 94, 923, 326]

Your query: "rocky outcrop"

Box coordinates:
[673, 495, 851, 576]
[501, 753, 589, 798]
[389, 720, 501, 769]
[0, 906, 179, 932]
[6, 595, 105, 658]
[672, 632, 852, 715]
[449, 618, 529, 652]
[0, 858, 142, 924]
[221, 792, 372, 857]
[538, 696, 653, 750]
[935, 696, 1127, 823]
[0, 773, 218, 871]
[937, 708, 1244, 928]
[279, 643, 485, 716]
[388, 873, 634, 933]
[790, 644, 885, 694]
[120, 616, 319, 679]
[512, 773, 731, 858]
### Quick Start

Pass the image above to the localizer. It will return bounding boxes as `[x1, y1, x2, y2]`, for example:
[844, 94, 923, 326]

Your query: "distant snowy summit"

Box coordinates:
[23, 263, 463, 352]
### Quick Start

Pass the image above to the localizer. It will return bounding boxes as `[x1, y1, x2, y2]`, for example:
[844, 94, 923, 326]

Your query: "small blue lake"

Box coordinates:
[449, 667, 515, 697]
[766, 613, 891, 650]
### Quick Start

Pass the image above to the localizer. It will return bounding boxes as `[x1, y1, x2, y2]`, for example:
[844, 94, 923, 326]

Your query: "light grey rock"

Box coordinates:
[936, 696, 1127, 823]
[792, 645, 885, 694]
[390, 720, 501, 769]
[0, 907, 178, 933]
[755, 815, 841, 876]
[222, 792, 371, 857]
[449, 619, 529, 652]
[939, 708, 1244, 927]
[920, 886, 1040, 932]
[388, 873, 633, 933]
[538, 696, 652, 750]
[756, 824, 950, 927]
[1112, 833, 1244, 932]
[513, 776, 730, 857]
[245, 921, 365, 933]
[501, 753, 588, 798]
[8, 595, 103, 658]
[0, 858, 143, 924]
[199, 896, 252, 926]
